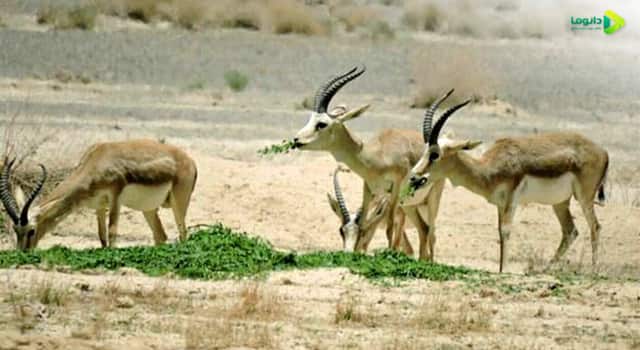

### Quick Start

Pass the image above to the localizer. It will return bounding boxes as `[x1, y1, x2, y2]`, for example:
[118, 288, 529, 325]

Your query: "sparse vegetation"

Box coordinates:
[98, 0, 327, 34]
[224, 70, 249, 92]
[37, 3, 98, 30]
[334, 294, 366, 324]
[413, 296, 493, 334]
[258, 140, 295, 156]
[34, 278, 71, 306]
[410, 46, 494, 108]
[0, 223, 480, 281]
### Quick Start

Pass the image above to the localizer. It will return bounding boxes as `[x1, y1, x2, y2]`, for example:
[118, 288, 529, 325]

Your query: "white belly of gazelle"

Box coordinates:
[86, 182, 172, 211]
[514, 173, 575, 205]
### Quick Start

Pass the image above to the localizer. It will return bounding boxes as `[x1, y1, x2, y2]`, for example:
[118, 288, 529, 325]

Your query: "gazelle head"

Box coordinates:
[292, 65, 370, 150]
[0, 159, 47, 250]
[409, 89, 481, 190]
[327, 167, 388, 252]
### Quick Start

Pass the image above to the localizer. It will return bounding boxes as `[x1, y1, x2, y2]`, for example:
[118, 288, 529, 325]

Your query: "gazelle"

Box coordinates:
[327, 166, 389, 252]
[408, 90, 609, 272]
[292, 66, 446, 260]
[1, 139, 198, 250]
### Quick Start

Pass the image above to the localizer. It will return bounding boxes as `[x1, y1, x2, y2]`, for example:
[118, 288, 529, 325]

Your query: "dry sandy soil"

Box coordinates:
[1, 1, 640, 349]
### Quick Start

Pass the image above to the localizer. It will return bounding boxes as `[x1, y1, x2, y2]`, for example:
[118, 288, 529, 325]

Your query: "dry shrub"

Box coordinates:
[333, 5, 380, 32]
[98, 0, 327, 34]
[412, 295, 492, 334]
[228, 283, 285, 321]
[410, 45, 495, 108]
[404, 1, 442, 32]
[37, 2, 98, 30]
[185, 318, 274, 349]
[334, 294, 365, 324]
[267, 0, 327, 35]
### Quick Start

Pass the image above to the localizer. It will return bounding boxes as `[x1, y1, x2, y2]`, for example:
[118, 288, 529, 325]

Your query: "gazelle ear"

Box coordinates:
[327, 193, 346, 222]
[462, 140, 482, 150]
[361, 197, 388, 232]
[336, 104, 370, 123]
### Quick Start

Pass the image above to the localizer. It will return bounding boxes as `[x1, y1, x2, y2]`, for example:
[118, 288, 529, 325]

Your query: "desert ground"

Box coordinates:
[0, 0, 639, 349]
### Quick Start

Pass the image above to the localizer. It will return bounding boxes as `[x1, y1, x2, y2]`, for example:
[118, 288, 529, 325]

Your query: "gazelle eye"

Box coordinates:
[316, 122, 328, 130]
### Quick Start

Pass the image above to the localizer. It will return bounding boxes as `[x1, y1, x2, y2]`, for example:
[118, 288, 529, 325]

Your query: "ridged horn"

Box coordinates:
[333, 168, 350, 222]
[0, 158, 20, 224]
[428, 99, 472, 146]
[19, 164, 46, 225]
[423, 89, 454, 143]
[314, 65, 366, 114]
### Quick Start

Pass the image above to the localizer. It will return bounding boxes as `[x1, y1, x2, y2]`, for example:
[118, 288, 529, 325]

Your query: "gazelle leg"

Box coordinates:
[578, 200, 601, 267]
[390, 207, 413, 255]
[551, 199, 579, 263]
[355, 186, 376, 251]
[143, 210, 168, 245]
[107, 200, 121, 247]
[497, 202, 516, 273]
[170, 183, 193, 242]
[96, 209, 108, 248]
[404, 205, 432, 261]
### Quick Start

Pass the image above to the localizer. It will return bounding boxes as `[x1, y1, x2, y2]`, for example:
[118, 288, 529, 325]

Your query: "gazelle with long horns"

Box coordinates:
[408, 90, 609, 272]
[1, 139, 198, 250]
[293, 66, 447, 259]
[327, 166, 389, 251]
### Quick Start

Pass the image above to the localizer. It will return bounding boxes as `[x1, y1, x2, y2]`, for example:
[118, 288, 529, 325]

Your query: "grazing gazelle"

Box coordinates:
[292, 65, 447, 260]
[0, 139, 198, 250]
[327, 166, 389, 252]
[408, 90, 609, 272]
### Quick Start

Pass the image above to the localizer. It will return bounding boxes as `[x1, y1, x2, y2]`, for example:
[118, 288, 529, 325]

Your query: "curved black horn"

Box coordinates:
[314, 65, 366, 114]
[333, 168, 350, 222]
[0, 158, 20, 224]
[20, 164, 46, 225]
[428, 99, 472, 146]
[423, 89, 454, 143]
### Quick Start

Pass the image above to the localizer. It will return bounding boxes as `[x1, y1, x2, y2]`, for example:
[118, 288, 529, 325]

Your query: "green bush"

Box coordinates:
[224, 70, 249, 92]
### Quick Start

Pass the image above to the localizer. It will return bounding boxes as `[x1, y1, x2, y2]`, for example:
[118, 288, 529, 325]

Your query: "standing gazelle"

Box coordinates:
[408, 90, 609, 272]
[293, 65, 447, 260]
[1, 139, 198, 250]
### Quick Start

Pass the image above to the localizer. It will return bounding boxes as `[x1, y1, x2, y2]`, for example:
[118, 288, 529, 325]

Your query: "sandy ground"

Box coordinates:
[1, 2, 640, 349]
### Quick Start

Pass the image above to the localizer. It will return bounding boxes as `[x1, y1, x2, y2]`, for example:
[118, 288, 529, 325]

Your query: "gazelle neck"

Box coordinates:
[444, 152, 495, 200]
[33, 192, 76, 242]
[327, 124, 370, 180]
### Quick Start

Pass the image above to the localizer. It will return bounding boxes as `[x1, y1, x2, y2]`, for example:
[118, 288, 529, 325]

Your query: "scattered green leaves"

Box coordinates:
[399, 183, 416, 200]
[0, 224, 481, 282]
[257, 140, 295, 156]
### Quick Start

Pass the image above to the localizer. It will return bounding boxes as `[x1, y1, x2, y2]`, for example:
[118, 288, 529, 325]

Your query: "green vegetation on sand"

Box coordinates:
[0, 224, 479, 281]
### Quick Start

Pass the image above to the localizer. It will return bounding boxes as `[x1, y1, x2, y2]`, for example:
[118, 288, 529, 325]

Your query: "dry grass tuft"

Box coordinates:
[412, 295, 492, 334]
[33, 278, 71, 307]
[410, 45, 495, 108]
[185, 318, 274, 349]
[37, 2, 98, 30]
[333, 294, 377, 326]
[228, 283, 285, 321]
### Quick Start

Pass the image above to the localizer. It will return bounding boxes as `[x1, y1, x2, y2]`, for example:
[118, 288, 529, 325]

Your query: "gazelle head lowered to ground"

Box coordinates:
[0, 159, 46, 249]
[327, 167, 388, 252]
[292, 66, 370, 151]
[1, 140, 198, 251]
